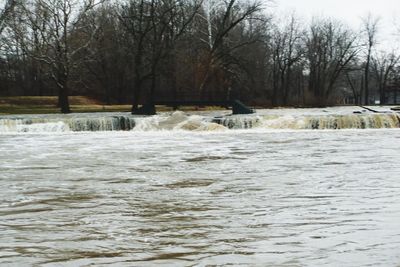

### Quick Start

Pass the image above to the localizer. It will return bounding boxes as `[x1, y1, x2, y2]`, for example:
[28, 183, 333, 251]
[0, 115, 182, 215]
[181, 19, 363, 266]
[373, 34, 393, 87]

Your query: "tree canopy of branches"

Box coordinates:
[270, 13, 304, 106]
[306, 19, 359, 105]
[361, 14, 380, 105]
[0, 0, 18, 35]
[119, 0, 203, 114]
[1, 0, 400, 113]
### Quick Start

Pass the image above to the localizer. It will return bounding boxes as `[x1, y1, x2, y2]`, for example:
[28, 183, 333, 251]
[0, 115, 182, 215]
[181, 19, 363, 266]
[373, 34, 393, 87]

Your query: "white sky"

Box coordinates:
[273, 0, 400, 50]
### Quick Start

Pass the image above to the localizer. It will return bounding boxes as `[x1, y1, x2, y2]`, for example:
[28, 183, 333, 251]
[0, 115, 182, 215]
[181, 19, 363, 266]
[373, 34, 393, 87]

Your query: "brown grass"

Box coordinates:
[0, 96, 101, 106]
[0, 96, 132, 115]
[0, 96, 228, 115]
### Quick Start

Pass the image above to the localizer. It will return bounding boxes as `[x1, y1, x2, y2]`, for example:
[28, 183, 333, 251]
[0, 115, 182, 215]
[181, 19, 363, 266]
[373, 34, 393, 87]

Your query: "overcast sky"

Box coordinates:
[273, 0, 400, 50]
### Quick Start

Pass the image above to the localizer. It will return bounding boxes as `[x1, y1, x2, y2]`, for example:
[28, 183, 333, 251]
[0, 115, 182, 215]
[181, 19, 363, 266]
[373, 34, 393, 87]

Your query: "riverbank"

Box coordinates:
[0, 96, 229, 115]
[0, 96, 131, 115]
[2, 96, 400, 116]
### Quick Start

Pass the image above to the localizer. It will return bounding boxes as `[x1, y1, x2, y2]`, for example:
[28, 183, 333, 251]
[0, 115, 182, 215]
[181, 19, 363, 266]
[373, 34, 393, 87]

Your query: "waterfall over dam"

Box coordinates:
[0, 107, 399, 133]
[0, 115, 136, 132]
[215, 113, 400, 130]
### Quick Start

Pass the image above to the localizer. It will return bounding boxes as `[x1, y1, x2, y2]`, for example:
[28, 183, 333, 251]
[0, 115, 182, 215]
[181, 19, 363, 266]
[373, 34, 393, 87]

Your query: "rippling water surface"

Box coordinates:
[1, 128, 400, 266]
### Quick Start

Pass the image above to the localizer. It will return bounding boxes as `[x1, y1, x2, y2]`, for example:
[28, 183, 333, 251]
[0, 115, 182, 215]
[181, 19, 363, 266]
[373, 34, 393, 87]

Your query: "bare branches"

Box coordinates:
[270, 12, 305, 105]
[372, 51, 400, 103]
[13, 0, 108, 113]
[306, 18, 360, 103]
[0, 0, 18, 35]
[361, 13, 380, 104]
[198, 0, 267, 94]
[1, 0, 399, 109]
[361, 13, 380, 49]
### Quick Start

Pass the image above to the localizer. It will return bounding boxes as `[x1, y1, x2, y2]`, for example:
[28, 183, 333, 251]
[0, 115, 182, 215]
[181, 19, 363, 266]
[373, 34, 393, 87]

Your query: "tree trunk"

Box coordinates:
[131, 77, 142, 113]
[365, 50, 371, 105]
[132, 46, 144, 112]
[169, 53, 178, 101]
[346, 73, 358, 105]
[58, 82, 71, 114]
[280, 70, 285, 106]
[283, 68, 292, 105]
[360, 75, 364, 105]
[149, 67, 156, 105]
[199, 67, 211, 100]
[379, 84, 385, 105]
[272, 66, 279, 106]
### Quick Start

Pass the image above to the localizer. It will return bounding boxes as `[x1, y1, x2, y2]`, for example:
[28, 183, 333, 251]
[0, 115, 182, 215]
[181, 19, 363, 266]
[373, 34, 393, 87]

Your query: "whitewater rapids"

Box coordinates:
[0, 106, 399, 133]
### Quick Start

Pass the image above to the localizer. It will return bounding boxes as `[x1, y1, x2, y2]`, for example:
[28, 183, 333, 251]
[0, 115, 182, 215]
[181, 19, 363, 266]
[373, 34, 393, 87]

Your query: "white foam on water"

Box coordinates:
[133, 111, 226, 132]
[0, 115, 136, 133]
[17, 121, 70, 132]
[0, 119, 70, 133]
[0, 107, 399, 133]
[262, 115, 307, 129]
[257, 113, 400, 130]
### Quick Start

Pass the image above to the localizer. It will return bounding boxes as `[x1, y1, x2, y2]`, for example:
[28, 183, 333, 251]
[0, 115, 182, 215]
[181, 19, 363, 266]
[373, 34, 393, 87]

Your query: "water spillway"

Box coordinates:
[0, 108, 399, 133]
[217, 113, 400, 130]
[0, 115, 136, 132]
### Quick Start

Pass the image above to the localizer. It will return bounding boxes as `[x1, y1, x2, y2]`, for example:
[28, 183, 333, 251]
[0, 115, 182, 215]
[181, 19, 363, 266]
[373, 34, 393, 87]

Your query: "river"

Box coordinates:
[1, 108, 400, 266]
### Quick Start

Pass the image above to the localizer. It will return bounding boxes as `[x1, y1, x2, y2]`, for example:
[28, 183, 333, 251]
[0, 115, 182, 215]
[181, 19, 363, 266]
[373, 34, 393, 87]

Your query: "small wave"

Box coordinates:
[133, 111, 226, 131]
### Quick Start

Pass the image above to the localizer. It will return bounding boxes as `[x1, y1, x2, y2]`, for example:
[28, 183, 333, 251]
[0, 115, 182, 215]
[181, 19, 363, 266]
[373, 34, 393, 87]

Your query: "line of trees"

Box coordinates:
[0, 0, 399, 113]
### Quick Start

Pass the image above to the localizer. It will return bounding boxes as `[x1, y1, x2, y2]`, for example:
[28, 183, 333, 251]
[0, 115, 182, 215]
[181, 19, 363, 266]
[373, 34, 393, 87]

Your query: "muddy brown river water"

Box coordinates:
[1, 109, 400, 266]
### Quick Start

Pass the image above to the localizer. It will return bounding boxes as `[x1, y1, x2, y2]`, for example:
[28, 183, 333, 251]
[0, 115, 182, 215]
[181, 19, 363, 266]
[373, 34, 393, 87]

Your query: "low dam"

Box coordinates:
[0, 107, 399, 132]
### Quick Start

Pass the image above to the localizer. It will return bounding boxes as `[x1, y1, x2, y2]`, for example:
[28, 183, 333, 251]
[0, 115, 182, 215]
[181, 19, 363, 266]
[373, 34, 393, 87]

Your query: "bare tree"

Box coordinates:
[345, 67, 363, 105]
[3, 0, 400, 109]
[361, 14, 380, 105]
[18, 0, 104, 113]
[118, 0, 154, 113]
[197, 0, 265, 98]
[306, 18, 360, 106]
[0, 0, 18, 35]
[147, 0, 202, 109]
[271, 13, 305, 106]
[120, 0, 202, 114]
[82, 2, 129, 104]
[371, 51, 400, 104]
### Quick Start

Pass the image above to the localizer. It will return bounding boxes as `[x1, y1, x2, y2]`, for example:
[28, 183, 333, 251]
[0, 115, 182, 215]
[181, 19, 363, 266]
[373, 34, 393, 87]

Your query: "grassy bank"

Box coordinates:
[0, 96, 227, 115]
[0, 96, 131, 115]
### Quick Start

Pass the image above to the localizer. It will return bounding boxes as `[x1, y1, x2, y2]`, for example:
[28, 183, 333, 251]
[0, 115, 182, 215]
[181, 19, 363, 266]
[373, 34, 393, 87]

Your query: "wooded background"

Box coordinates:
[0, 0, 399, 113]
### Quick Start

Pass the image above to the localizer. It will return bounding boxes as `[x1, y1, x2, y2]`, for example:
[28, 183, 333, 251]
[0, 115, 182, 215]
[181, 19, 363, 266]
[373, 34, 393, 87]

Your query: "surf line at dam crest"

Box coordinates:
[0, 111, 399, 132]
